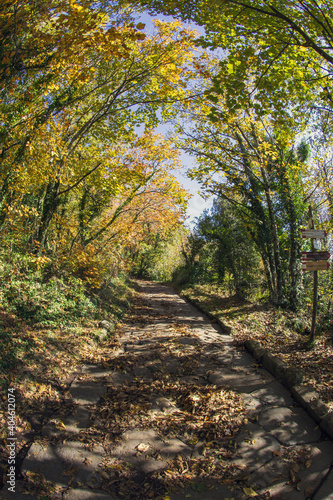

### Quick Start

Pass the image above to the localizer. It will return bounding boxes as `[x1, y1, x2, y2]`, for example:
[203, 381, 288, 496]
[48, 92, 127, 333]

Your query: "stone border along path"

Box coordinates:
[1, 280, 332, 500]
[182, 295, 333, 441]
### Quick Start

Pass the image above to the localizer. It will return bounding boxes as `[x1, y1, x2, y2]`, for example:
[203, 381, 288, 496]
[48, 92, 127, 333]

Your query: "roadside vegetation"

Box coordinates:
[0, 249, 134, 463]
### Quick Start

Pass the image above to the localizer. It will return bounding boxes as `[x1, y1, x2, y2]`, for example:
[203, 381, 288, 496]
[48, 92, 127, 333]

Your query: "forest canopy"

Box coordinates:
[1, 0, 332, 324]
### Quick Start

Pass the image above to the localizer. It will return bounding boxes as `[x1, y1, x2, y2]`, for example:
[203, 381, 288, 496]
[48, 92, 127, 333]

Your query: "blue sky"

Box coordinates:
[175, 151, 213, 228]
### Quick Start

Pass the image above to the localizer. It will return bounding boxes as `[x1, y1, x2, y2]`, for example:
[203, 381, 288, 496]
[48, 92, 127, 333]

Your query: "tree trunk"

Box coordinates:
[236, 132, 278, 303]
[0, 174, 13, 230]
[276, 160, 302, 310]
[35, 180, 60, 252]
[260, 166, 286, 306]
[286, 187, 301, 310]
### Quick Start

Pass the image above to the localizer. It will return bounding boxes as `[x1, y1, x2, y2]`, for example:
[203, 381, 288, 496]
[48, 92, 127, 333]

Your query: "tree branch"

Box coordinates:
[58, 162, 102, 196]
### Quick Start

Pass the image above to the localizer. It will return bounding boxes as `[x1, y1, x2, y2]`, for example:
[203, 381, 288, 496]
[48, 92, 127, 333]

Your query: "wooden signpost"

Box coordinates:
[302, 251, 330, 271]
[302, 260, 330, 271]
[302, 251, 330, 261]
[301, 229, 327, 239]
[302, 210, 330, 343]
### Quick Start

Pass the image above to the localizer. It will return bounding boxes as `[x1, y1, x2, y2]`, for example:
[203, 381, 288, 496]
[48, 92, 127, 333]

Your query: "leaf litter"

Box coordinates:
[0, 285, 316, 499]
[182, 284, 333, 412]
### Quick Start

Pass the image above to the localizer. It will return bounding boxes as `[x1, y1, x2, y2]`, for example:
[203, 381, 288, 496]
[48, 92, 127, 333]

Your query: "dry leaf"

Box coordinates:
[305, 485, 315, 497]
[290, 469, 297, 482]
[290, 462, 300, 472]
[137, 443, 150, 453]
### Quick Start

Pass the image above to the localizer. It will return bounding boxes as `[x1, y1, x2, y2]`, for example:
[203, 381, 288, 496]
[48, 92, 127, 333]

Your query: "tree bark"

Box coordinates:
[35, 180, 60, 252]
[260, 166, 286, 306]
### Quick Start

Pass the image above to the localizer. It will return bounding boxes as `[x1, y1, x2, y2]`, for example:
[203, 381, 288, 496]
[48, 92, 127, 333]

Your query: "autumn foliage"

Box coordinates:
[0, 1, 198, 287]
[1, 0, 333, 328]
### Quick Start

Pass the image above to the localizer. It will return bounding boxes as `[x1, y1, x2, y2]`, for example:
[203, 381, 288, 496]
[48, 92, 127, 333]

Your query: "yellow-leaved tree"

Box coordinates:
[1, 2, 200, 282]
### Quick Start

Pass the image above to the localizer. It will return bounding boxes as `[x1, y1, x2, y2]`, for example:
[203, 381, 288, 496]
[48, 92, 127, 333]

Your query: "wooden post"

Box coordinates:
[309, 206, 318, 343]
[310, 269, 318, 343]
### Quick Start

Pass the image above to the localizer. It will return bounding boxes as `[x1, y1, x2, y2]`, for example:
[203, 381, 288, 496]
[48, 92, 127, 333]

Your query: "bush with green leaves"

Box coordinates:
[0, 251, 133, 326]
[175, 198, 263, 299]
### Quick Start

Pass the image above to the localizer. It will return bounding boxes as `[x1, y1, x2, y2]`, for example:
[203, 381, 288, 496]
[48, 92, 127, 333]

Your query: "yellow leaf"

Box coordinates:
[243, 487, 258, 497]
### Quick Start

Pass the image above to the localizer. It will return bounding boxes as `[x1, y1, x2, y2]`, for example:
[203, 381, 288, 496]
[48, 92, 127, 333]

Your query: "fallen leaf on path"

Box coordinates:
[290, 469, 297, 482]
[290, 462, 300, 473]
[137, 443, 150, 453]
[305, 485, 315, 497]
[243, 487, 258, 497]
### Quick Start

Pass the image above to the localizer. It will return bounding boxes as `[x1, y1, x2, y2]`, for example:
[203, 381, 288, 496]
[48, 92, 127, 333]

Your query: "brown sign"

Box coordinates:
[302, 251, 330, 261]
[302, 261, 330, 271]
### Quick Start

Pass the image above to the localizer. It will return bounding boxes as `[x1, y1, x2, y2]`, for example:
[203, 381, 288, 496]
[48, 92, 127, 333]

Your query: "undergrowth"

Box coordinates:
[0, 250, 135, 388]
[0, 254, 137, 485]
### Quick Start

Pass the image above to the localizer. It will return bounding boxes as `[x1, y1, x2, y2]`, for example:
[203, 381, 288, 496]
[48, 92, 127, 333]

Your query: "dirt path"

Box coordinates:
[1, 281, 333, 500]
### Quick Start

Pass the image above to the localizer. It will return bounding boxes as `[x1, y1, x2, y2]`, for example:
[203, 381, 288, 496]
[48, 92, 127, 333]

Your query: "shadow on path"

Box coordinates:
[1, 281, 333, 500]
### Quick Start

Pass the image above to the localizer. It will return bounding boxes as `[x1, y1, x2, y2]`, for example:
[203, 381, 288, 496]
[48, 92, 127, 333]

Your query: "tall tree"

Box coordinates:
[0, 14, 198, 250]
[175, 98, 308, 307]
